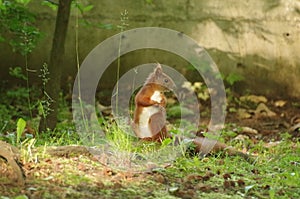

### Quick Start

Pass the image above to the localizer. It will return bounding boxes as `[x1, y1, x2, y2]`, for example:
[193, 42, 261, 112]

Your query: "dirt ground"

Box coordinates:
[0, 96, 299, 199]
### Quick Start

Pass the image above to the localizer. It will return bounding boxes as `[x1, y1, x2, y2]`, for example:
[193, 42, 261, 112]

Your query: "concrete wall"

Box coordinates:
[1, 0, 299, 98]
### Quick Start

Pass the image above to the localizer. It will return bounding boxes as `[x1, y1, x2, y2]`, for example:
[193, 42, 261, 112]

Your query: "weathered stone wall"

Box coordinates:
[0, 0, 299, 98]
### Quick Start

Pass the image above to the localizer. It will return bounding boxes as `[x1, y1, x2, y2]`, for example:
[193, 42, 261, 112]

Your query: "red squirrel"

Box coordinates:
[133, 63, 175, 141]
[133, 64, 251, 161]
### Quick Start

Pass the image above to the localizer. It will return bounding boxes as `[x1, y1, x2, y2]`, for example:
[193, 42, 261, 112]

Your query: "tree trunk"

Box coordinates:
[39, 0, 72, 132]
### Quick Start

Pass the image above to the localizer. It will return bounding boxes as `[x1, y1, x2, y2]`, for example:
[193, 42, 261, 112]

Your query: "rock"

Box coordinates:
[0, 141, 25, 186]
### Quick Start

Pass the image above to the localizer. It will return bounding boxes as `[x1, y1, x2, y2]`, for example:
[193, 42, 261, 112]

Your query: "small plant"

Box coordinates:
[1, 0, 41, 120]
[20, 137, 37, 163]
[224, 72, 244, 87]
[8, 66, 32, 111]
[9, 66, 27, 80]
[16, 118, 26, 145]
[72, 1, 114, 134]
[292, 102, 300, 108]
[38, 63, 53, 124]
[0, 0, 40, 55]
[0, 74, 38, 137]
[115, 9, 129, 116]
[223, 72, 245, 107]
[104, 119, 134, 152]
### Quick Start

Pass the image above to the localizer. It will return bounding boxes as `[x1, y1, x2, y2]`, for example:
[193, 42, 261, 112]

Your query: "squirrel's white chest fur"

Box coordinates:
[138, 106, 160, 138]
[138, 91, 162, 138]
[150, 91, 162, 103]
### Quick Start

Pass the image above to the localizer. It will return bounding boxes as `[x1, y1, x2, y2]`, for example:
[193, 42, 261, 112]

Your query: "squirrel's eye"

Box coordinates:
[164, 79, 169, 83]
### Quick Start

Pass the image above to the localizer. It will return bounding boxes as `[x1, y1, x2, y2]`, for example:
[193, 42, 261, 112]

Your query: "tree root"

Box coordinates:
[45, 145, 91, 157]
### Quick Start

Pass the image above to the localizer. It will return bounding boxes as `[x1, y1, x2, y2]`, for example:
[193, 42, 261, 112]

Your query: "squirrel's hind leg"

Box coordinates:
[148, 111, 170, 141]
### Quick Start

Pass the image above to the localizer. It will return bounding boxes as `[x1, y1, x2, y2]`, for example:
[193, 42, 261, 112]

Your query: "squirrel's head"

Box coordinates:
[145, 63, 176, 91]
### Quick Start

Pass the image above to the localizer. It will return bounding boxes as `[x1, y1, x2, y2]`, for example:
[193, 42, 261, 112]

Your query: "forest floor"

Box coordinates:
[0, 95, 300, 199]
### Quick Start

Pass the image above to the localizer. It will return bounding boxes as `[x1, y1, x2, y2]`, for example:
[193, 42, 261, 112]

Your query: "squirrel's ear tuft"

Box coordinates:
[155, 63, 163, 74]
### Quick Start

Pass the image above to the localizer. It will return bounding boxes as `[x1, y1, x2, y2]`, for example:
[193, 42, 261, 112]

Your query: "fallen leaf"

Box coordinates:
[153, 174, 165, 183]
[167, 98, 177, 105]
[233, 134, 249, 141]
[77, 163, 87, 171]
[263, 141, 281, 148]
[43, 176, 54, 181]
[169, 186, 179, 193]
[240, 95, 267, 104]
[255, 103, 276, 117]
[274, 100, 287, 107]
[202, 171, 214, 181]
[195, 183, 213, 192]
[237, 108, 252, 119]
[184, 174, 203, 182]
[223, 173, 231, 180]
[237, 179, 245, 187]
[193, 82, 203, 89]
[112, 182, 122, 189]
[103, 167, 114, 176]
[181, 81, 193, 92]
[240, 127, 258, 135]
[223, 180, 231, 189]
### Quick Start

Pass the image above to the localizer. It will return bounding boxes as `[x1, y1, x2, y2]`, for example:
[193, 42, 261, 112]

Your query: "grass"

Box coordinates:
[1, 123, 299, 198]
[0, 87, 299, 198]
[161, 139, 300, 198]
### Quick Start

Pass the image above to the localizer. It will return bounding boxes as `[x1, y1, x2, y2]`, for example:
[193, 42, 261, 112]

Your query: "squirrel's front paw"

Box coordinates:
[158, 105, 166, 111]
